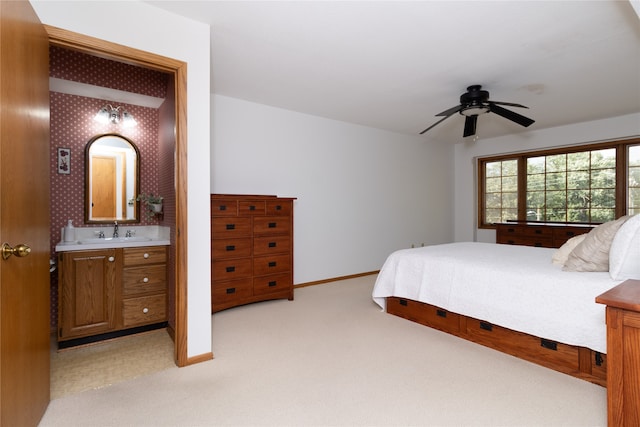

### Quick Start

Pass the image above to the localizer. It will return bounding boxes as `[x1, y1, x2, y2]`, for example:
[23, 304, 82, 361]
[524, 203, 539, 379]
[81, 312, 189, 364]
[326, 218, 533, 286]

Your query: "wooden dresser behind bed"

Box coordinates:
[495, 221, 595, 248]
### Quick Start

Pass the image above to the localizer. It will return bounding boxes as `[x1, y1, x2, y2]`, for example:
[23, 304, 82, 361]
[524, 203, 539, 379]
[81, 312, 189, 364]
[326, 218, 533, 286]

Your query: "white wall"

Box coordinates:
[31, 1, 212, 358]
[454, 113, 640, 243]
[212, 95, 454, 283]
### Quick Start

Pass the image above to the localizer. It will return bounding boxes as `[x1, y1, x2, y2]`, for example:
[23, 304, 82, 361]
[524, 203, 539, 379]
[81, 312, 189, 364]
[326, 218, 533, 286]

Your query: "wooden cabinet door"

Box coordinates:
[58, 250, 119, 340]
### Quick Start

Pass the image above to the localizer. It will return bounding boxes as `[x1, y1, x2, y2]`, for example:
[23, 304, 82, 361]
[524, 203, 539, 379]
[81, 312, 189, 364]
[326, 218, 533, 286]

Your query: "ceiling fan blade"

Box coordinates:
[435, 104, 463, 117]
[463, 115, 477, 137]
[419, 113, 457, 135]
[490, 101, 529, 109]
[489, 104, 535, 127]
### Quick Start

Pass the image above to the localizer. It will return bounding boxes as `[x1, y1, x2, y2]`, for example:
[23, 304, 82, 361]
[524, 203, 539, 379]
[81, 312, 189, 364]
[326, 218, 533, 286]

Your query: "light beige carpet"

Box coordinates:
[50, 329, 175, 399]
[41, 275, 606, 426]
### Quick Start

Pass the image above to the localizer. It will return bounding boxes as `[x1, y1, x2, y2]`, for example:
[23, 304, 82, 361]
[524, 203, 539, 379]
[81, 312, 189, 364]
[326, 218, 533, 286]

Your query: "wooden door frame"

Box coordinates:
[46, 26, 189, 366]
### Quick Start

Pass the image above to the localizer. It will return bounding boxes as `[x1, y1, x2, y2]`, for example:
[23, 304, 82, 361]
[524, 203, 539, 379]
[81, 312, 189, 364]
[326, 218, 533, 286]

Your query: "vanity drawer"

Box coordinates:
[211, 217, 251, 239]
[123, 265, 166, 296]
[212, 238, 252, 259]
[212, 257, 252, 281]
[212, 278, 253, 305]
[123, 246, 167, 266]
[253, 254, 291, 277]
[253, 235, 291, 256]
[123, 294, 166, 327]
[253, 217, 291, 235]
[253, 273, 292, 296]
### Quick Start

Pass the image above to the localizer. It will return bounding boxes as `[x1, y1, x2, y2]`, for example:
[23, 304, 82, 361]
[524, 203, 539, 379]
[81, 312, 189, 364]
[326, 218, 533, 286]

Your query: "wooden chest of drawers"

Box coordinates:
[211, 194, 295, 312]
[495, 222, 594, 248]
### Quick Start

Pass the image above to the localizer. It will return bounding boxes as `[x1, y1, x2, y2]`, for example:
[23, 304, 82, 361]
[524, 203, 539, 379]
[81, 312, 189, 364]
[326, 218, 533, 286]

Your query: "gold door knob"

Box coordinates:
[2, 243, 31, 260]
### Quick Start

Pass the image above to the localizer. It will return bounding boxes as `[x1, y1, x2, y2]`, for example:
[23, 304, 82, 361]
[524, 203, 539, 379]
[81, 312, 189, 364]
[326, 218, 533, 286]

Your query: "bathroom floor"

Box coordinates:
[50, 329, 175, 399]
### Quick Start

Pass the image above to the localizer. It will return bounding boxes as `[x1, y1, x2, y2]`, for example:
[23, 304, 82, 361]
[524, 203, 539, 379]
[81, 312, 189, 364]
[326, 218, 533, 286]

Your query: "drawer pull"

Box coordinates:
[595, 352, 604, 366]
[249, 205, 256, 211]
[507, 228, 515, 233]
[226, 288, 236, 294]
[143, 253, 149, 259]
[268, 281, 277, 287]
[268, 222, 277, 228]
[108, 256, 115, 262]
[218, 205, 227, 211]
[480, 321, 493, 332]
[540, 339, 558, 351]
[275, 205, 282, 210]
[226, 224, 235, 230]
[436, 309, 447, 318]
[143, 308, 149, 314]
[268, 261, 277, 267]
[268, 242, 277, 248]
[399, 299, 408, 306]
[143, 277, 149, 283]
[226, 245, 235, 251]
[226, 266, 235, 273]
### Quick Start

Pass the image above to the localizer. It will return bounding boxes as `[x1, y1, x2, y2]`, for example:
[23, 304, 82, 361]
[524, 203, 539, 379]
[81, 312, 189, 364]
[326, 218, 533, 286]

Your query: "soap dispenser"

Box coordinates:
[64, 219, 76, 242]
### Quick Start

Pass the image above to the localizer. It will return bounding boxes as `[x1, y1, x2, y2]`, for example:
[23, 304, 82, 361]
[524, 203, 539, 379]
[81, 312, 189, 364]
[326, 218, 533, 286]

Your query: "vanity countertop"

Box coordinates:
[55, 225, 170, 252]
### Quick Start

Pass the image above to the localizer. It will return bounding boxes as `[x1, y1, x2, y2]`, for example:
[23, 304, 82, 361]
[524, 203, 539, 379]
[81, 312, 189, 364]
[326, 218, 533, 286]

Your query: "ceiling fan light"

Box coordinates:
[460, 105, 490, 117]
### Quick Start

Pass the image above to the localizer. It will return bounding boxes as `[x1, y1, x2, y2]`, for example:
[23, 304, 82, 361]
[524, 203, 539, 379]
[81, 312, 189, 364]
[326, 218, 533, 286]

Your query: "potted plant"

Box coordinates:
[137, 193, 163, 216]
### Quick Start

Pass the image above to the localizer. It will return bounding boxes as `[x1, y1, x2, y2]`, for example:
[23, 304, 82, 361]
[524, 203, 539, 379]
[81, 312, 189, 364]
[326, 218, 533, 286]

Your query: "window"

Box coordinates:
[478, 139, 640, 228]
[629, 145, 640, 216]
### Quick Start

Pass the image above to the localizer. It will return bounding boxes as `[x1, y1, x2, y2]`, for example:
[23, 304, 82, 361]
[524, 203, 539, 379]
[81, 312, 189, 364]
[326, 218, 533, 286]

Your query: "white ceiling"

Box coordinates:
[145, 1, 640, 141]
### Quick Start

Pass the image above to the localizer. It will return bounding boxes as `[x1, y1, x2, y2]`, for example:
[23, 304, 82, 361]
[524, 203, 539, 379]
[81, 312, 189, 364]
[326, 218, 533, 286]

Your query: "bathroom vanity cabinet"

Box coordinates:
[58, 245, 167, 344]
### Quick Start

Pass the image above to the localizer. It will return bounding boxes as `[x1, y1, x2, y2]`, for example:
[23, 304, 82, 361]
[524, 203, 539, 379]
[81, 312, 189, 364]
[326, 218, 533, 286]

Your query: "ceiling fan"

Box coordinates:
[420, 85, 535, 138]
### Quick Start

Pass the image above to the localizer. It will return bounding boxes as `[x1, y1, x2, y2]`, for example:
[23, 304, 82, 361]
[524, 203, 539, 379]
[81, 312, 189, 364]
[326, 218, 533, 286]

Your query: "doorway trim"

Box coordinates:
[46, 25, 190, 366]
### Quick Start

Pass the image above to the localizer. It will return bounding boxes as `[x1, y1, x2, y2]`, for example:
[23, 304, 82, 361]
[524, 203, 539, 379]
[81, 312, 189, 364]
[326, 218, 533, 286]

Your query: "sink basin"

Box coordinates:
[78, 236, 152, 244]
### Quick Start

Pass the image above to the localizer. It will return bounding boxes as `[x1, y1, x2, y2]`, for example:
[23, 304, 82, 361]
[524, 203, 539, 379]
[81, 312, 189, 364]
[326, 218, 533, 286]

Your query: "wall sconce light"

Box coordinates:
[94, 104, 137, 127]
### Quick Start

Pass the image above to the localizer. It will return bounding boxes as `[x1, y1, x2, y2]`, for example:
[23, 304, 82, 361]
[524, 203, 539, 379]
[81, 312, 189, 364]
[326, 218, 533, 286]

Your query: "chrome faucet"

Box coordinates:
[113, 221, 119, 238]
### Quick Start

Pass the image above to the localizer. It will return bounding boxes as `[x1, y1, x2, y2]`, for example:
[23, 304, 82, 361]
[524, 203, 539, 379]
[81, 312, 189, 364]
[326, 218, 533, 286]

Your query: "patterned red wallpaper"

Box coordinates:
[49, 47, 173, 331]
[50, 46, 168, 97]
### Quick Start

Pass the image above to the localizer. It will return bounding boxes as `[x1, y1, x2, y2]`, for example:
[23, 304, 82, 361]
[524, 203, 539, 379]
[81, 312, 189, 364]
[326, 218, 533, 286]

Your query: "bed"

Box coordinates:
[372, 215, 640, 386]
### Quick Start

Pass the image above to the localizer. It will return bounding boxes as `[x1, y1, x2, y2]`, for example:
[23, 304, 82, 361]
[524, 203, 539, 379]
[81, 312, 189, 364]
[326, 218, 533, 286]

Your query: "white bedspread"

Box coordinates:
[372, 242, 622, 353]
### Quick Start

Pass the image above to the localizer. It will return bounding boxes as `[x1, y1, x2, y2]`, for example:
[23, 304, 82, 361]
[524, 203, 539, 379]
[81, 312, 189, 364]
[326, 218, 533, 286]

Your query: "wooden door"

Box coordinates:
[0, 1, 51, 425]
[91, 155, 117, 218]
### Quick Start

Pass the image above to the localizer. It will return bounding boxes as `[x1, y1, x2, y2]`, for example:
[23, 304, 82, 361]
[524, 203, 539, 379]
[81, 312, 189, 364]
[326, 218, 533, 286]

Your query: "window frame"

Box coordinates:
[477, 138, 640, 229]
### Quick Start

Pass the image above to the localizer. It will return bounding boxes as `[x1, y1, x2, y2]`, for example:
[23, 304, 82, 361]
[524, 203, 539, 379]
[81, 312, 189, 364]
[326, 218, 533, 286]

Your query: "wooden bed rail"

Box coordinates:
[596, 279, 640, 427]
[386, 297, 607, 386]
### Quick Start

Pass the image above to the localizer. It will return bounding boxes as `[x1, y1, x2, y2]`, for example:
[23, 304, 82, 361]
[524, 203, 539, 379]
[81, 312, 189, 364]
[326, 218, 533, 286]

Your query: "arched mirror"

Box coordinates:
[85, 134, 140, 223]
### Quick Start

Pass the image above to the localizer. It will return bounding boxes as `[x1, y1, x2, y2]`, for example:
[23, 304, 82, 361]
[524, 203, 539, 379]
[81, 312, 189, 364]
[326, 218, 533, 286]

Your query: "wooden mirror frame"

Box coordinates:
[84, 133, 141, 224]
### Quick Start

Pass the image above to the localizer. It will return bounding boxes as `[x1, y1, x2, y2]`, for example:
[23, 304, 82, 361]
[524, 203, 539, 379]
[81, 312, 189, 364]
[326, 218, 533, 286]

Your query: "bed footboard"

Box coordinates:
[386, 296, 607, 386]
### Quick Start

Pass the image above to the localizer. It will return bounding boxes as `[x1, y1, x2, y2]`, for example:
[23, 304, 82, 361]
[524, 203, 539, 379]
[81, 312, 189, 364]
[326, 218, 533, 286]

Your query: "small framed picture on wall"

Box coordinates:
[57, 147, 71, 174]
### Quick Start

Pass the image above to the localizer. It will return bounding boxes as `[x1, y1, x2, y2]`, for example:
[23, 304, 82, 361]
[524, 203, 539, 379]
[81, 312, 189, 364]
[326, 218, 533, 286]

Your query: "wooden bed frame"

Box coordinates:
[386, 221, 611, 386]
[386, 296, 607, 386]
[384, 221, 640, 422]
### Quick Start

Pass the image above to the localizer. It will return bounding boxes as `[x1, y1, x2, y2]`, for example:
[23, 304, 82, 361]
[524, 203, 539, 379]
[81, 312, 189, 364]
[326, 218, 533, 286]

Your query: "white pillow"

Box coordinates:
[609, 214, 640, 280]
[563, 216, 629, 272]
[552, 233, 587, 265]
